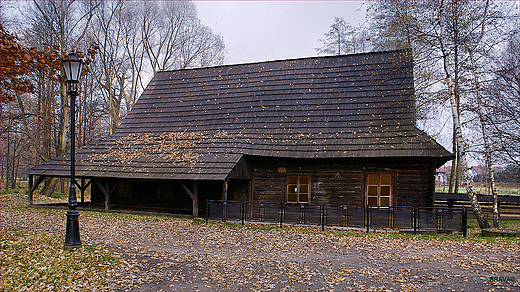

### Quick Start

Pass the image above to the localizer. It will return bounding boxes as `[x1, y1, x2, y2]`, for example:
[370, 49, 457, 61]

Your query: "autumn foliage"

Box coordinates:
[0, 24, 60, 103]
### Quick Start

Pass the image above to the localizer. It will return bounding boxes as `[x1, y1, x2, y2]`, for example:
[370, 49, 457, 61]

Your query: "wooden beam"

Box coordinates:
[30, 175, 46, 194]
[105, 179, 110, 210]
[93, 179, 108, 210]
[248, 179, 253, 202]
[28, 175, 46, 205]
[93, 179, 120, 211]
[180, 181, 194, 200]
[180, 181, 199, 217]
[77, 179, 92, 203]
[28, 175, 33, 205]
[108, 180, 121, 195]
[428, 162, 436, 206]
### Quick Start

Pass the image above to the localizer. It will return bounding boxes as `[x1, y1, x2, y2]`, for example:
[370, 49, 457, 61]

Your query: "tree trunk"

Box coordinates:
[448, 89, 489, 229]
[468, 47, 499, 228]
[41, 177, 58, 197]
[490, 168, 499, 228]
[449, 133, 457, 193]
[439, 0, 488, 230]
[443, 58, 489, 230]
[5, 128, 10, 191]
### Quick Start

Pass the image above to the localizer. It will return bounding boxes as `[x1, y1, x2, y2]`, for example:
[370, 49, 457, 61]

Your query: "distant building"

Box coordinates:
[468, 166, 485, 182]
[436, 167, 451, 187]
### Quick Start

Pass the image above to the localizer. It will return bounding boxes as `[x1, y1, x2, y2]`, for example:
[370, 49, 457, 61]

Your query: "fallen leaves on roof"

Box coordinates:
[88, 131, 229, 166]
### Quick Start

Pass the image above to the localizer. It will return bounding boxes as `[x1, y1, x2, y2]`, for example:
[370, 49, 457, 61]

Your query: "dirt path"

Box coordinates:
[1, 207, 518, 291]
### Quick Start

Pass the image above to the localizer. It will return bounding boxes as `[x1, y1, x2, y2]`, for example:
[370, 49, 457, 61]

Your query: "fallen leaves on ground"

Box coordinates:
[0, 228, 139, 291]
[1, 193, 519, 291]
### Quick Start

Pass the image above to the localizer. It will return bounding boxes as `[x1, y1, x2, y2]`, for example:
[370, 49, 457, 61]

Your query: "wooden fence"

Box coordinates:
[435, 193, 519, 219]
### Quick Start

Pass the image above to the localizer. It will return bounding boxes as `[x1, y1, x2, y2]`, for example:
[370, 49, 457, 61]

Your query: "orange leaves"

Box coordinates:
[0, 24, 61, 103]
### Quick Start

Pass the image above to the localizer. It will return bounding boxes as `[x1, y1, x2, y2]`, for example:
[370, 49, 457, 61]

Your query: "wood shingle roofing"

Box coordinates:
[26, 49, 453, 180]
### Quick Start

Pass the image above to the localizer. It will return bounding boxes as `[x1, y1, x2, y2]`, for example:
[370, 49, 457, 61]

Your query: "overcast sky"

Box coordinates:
[195, 1, 367, 65]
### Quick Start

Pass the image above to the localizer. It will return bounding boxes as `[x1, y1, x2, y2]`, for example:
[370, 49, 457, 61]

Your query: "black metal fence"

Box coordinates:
[206, 200, 468, 237]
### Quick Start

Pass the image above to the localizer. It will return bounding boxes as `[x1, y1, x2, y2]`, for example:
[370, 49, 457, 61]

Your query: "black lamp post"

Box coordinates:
[62, 51, 84, 249]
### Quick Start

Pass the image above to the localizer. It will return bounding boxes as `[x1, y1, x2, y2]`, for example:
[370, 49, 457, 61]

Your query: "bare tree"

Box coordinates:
[120, 2, 146, 115]
[3, 0, 226, 180]
[139, 1, 225, 73]
[90, 0, 127, 134]
[87, 0, 224, 133]
[316, 16, 371, 56]
[486, 34, 520, 167]
[21, 0, 99, 195]
[3, 0, 227, 194]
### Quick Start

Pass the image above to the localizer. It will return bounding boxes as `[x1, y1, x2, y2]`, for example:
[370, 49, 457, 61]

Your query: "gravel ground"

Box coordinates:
[1, 199, 519, 291]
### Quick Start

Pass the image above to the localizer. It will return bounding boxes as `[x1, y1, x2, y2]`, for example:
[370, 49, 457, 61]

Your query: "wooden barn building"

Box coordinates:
[26, 49, 453, 216]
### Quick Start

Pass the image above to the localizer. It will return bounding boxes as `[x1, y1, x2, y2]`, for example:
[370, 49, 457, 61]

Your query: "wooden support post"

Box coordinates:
[28, 175, 34, 205]
[247, 179, 253, 202]
[104, 179, 110, 211]
[247, 180, 253, 218]
[413, 206, 418, 235]
[193, 182, 198, 217]
[222, 180, 229, 222]
[77, 179, 92, 204]
[28, 175, 46, 206]
[222, 180, 228, 201]
[428, 163, 436, 205]
[80, 179, 85, 203]
[180, 181, 199, 217]
[94, 179, 119, 211]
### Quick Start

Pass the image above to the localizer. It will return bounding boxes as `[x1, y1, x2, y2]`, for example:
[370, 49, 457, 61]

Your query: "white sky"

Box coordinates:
[195, 1, 367, 65]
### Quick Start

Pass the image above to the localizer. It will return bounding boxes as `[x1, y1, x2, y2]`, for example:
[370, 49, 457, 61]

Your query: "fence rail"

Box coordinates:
[435, 193, 519, 219]
[206, 200, 468, 237]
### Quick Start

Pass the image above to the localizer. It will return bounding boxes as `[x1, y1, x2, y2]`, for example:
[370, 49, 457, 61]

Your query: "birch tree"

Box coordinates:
[437, 1, 488, 229]
[486, 34, 520, 167]
[366, 0, 517, 229]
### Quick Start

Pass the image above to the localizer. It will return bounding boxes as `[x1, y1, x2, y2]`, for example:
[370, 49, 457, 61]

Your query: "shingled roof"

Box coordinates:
[26, 49, 453, 180]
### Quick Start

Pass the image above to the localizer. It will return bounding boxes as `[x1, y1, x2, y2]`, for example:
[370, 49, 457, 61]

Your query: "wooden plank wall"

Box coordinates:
[395, 165, 433, 206]
[251, 157, 434, 206]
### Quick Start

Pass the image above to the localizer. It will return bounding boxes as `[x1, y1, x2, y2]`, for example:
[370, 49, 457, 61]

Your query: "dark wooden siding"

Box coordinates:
[88, 157, 435, 213]
[251, 157, 366, 204]
[396, 165, 433, 206]
[250, 157, 434, 206]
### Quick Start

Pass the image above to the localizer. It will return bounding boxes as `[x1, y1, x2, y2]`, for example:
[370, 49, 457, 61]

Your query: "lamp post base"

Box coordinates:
[64, 210, 81, 249]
